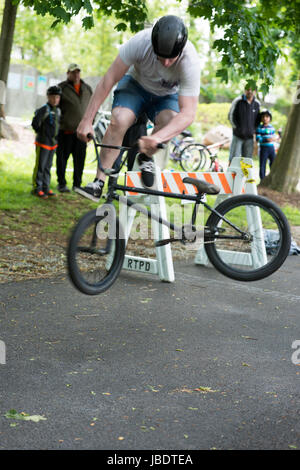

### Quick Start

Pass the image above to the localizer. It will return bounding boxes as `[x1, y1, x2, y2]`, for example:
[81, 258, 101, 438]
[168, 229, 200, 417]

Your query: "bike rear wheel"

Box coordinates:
[204, 194, 291, 281]
[67, 208, 125, 295]
[180, 143, 209, 172]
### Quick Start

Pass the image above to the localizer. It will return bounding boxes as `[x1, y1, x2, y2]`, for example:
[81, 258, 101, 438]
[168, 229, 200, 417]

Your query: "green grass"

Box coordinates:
[0, 146, 299, 245]
[0, 146, 98, 241]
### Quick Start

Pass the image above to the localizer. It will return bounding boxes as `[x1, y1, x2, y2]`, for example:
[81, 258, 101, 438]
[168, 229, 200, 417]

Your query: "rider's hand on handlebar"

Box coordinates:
[76, 121, 94, 143]
[138, 135, 164, 155]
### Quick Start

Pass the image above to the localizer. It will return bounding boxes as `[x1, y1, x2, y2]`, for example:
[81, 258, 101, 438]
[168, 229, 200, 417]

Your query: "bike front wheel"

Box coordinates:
[67, 208, 125, 295]
[180, 143, 210, 172]
[204, 194, 291, 281]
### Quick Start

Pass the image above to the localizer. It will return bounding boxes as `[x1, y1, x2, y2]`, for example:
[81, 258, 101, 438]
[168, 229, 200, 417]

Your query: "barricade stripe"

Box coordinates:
[172, 172, 189, 194]
[126, 173, 138, 196]
[125, 170, 242, 196]
[186, 172, 198, 194]
[161, 173, 172, 193]
[203, 173, 215, 185]
[164, 173, 179, 193]
[218, 173, 233, 194]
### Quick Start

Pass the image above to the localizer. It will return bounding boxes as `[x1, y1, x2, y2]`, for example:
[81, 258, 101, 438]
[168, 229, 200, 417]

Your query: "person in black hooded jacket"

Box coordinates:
[228, 87, 260, 164]
[31, 86, 61, 198]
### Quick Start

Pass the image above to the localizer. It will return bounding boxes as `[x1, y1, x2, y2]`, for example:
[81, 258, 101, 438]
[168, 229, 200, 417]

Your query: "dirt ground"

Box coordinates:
[1, 123, 300, 284]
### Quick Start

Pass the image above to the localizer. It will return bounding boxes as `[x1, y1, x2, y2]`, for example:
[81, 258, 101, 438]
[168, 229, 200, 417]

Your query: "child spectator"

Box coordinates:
[256, 109, 276, 181]
[31, 86, 62, 198]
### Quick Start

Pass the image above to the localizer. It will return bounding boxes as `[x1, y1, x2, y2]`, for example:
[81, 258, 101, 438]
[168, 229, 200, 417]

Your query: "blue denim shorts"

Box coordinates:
[112, 75, 179, 124]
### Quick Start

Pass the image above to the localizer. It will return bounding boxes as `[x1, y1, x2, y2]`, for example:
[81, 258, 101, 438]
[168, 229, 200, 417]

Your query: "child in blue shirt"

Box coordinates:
[256, 109, 276, 181]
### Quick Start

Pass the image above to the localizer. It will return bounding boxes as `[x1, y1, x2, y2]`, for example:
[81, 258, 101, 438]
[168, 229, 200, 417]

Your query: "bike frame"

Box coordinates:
[90, 137, 246, 242]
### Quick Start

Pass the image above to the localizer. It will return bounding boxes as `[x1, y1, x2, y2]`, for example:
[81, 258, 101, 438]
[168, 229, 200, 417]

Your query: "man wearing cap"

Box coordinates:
[56, 64, 93, 192]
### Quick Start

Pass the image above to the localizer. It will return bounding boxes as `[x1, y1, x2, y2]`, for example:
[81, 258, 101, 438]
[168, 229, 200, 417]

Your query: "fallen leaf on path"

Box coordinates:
[5, 409, 46, 422]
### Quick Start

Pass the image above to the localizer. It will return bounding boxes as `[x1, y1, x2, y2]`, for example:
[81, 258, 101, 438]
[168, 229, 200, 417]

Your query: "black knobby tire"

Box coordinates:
[204, 194, 291, 281]
[67, 209, 125, 295]
[180, 143, 209, 172]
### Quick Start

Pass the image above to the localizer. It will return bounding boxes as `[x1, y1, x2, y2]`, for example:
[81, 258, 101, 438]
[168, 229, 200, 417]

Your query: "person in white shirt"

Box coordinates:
[76, 15, 201, 202]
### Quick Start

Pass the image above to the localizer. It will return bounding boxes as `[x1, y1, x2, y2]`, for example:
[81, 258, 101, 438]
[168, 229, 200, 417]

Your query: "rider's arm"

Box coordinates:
[77, 55, 129, 141]
[139, 95, 198, 154]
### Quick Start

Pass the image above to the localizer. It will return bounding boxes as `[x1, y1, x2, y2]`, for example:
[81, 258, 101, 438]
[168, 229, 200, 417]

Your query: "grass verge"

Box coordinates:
[1, 148, 300, 247]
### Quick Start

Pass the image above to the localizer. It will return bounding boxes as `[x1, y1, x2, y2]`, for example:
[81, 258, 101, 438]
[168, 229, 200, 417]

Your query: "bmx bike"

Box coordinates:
[67, 136, 291, 295]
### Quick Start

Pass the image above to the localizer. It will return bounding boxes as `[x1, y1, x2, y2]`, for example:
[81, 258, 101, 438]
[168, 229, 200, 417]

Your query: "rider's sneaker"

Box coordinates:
[138, 154, 155, 188]
[74, 179, 104, 202]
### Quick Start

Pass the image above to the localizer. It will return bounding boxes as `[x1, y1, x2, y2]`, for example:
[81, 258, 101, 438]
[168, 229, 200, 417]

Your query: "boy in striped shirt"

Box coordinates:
[256, 109, 276, 181]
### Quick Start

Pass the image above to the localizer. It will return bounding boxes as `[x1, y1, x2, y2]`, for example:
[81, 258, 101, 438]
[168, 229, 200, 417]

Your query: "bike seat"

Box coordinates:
[182, 177, 220, 195]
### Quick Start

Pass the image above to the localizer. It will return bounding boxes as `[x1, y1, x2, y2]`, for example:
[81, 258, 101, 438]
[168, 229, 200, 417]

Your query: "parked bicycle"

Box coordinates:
[67, 135, 291, 296]
[204, 140, 230, 172]
[93, 109, 111, 143]
[170, 131, 210, 172]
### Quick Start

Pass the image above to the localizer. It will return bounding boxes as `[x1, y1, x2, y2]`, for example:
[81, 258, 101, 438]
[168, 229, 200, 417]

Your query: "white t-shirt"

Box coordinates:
[119, 28, 201, 97]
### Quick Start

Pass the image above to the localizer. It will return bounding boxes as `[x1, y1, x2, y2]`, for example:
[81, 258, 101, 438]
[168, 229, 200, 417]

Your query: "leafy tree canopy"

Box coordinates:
[20, 0, 148, 31]
[11, 0, 300, 94]
[188, 0, 300, 94]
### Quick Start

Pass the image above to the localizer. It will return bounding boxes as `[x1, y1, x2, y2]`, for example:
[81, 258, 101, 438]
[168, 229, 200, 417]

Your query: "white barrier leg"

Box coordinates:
[121, 163, 175, 282]
[151, 166, 175, 282]
[194, 157, 265, 267]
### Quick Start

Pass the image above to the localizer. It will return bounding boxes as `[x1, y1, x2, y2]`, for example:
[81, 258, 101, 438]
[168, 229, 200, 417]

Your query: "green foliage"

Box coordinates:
[268, 109, 287, 132]
[13, 7, 64, 70]
[95, 0, 147, 32]
[188, 0, 300, 94]
[195, 102, 231, 135]
[12, 6, 126, 75]
[7, 0, 300, 96]
[21, 0, 148, 31]
[192, 102, 287, 138]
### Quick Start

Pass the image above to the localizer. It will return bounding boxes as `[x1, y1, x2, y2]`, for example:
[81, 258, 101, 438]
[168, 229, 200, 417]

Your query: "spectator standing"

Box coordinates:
[56, 64, 93, 192]
[228, 87, 260, 164]
[256, 109, 276, 181]
[31, 86, 61, 199]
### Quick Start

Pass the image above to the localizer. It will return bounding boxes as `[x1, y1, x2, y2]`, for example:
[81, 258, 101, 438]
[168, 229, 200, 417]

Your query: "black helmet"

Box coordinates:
[152, 15, 188, 59]
[47, 85, 62, 96]
[260, 109, 272, 121]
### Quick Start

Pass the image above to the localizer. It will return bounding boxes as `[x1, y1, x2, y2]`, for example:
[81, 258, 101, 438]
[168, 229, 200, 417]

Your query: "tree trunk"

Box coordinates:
[0, 0, 18, 83]
[260, 78, 300, 194]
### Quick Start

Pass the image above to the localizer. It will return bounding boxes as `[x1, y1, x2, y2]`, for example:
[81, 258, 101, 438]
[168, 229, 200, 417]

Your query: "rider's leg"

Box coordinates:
[95, 106, 136, 182]
[137, 108, 179, 186]
[74, 107, 135, 201]
[152, 108, 178, 135]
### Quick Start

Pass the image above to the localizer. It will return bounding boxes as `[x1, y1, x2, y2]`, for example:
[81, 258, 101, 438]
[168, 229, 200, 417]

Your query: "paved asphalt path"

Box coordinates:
[0, 256, 299, 451]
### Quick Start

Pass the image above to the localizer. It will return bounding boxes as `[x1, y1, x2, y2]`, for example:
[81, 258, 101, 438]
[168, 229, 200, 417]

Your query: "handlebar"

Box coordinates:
[87, 133, 165, 176]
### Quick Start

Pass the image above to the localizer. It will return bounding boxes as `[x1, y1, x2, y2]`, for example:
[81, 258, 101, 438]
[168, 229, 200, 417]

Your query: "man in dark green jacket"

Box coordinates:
[56, 64, 92, 192]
